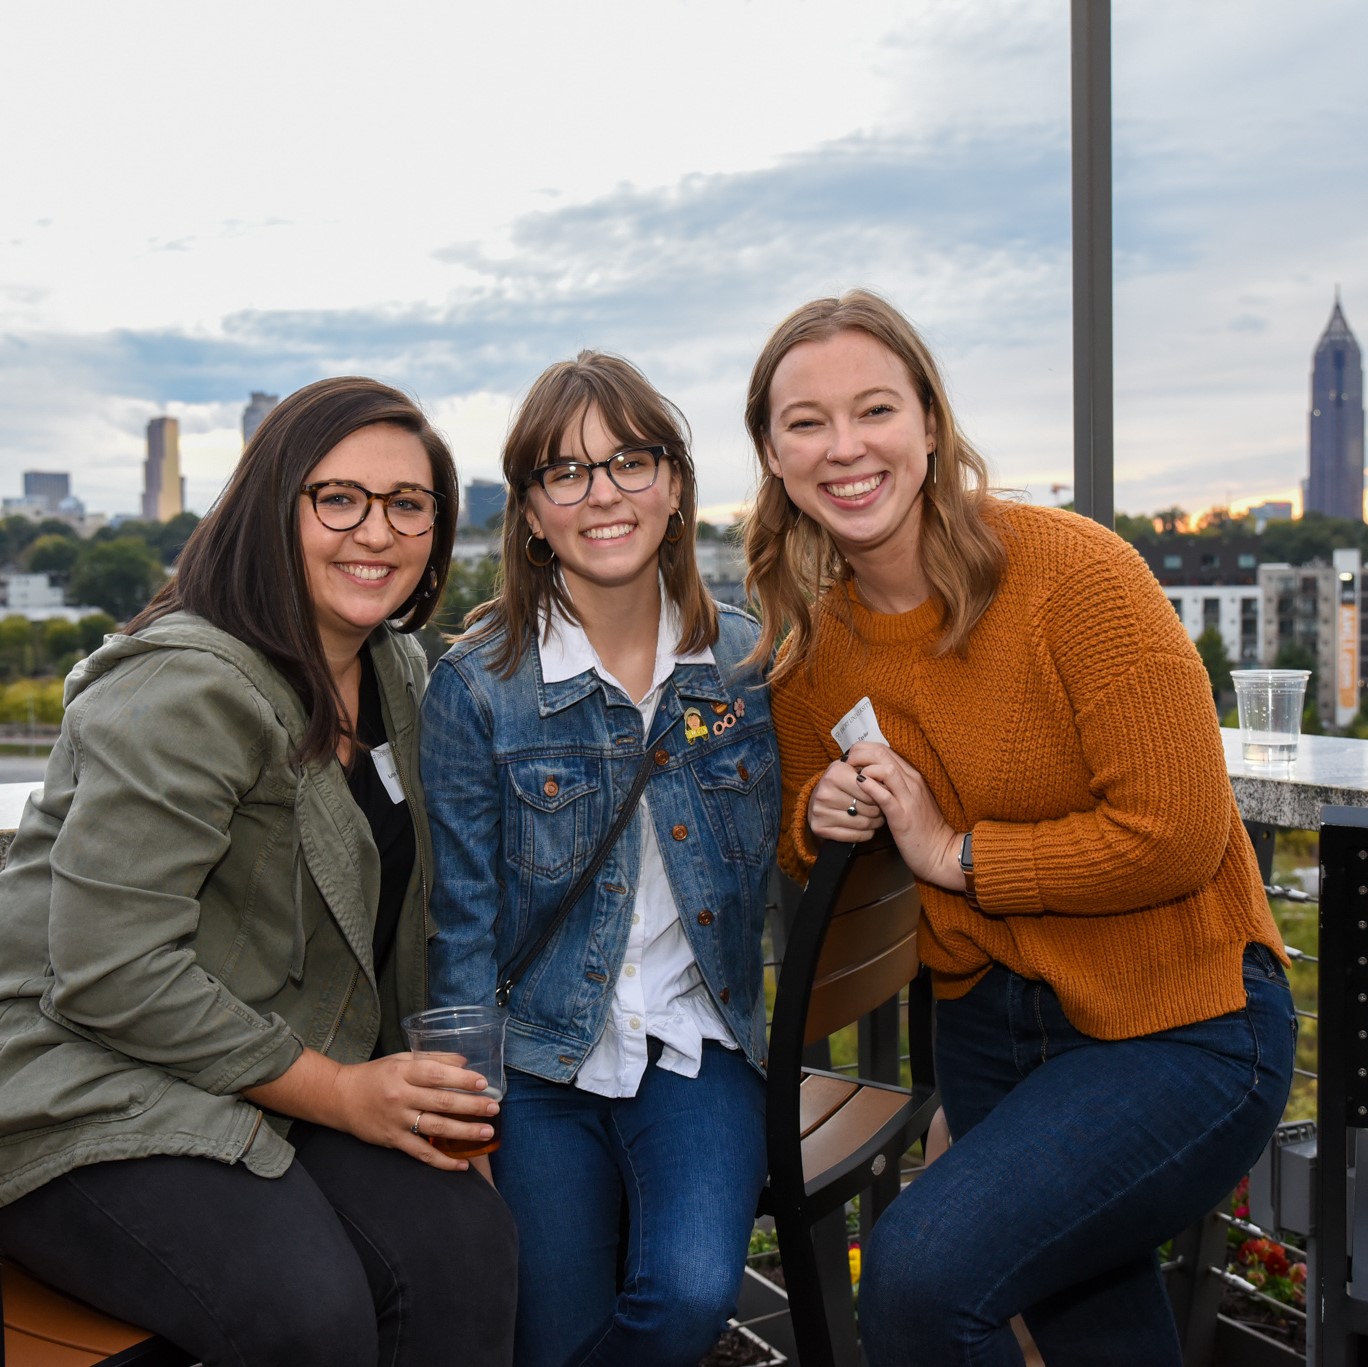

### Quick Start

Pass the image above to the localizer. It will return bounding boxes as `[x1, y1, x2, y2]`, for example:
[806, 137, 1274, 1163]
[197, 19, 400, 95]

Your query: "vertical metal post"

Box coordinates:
[1071, 0, 1114, 528]
[1317, 806, 1368, 1365]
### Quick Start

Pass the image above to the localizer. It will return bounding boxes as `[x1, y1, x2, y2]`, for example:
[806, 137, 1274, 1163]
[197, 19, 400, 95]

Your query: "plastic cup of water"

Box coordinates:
[1230, 670, 1311, 766]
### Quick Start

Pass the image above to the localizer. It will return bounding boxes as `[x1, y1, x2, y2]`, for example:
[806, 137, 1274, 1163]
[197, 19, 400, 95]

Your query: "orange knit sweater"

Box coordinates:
[772, 501, 1284, 1040]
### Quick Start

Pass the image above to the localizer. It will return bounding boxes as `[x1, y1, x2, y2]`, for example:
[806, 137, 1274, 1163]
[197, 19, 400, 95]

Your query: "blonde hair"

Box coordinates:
[468, 350, 718, 675]
[742, 290, 1004, 681]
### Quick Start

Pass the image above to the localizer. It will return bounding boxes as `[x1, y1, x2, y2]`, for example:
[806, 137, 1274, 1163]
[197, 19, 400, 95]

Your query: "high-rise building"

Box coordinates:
[22, 471, 70, 512]
[143, 416, 185, 522]
[464, 478, 506, 531]
[1304, 293, 1365, 522]
[243, 392, 279, 447]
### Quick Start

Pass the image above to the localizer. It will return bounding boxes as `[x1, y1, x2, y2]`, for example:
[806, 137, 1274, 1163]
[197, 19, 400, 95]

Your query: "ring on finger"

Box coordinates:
[411, 1111, 425, 1136]
[846, 800, 859, 817]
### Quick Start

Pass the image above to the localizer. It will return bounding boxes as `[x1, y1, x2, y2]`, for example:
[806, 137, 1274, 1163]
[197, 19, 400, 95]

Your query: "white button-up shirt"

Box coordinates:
[538, 597, 738, 1098]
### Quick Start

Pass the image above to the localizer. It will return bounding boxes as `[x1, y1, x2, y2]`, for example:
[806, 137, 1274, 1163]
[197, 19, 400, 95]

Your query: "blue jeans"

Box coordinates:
[493, 1041, 766, 1367]
[860, 945, 1296, 1367]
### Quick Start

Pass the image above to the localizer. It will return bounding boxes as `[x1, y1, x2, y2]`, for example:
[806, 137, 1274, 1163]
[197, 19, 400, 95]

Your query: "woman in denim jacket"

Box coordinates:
[421, 352, 780, 1367]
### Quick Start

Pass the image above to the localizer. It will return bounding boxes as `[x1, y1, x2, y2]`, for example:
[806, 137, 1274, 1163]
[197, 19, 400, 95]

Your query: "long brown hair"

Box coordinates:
[130, 376, 459, 764]
[468, 350, 718, 676]
[742, 290, 1004, 681]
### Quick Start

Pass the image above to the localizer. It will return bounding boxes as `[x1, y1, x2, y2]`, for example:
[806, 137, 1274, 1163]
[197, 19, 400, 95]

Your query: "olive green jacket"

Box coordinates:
[0, 613, 434, 1207]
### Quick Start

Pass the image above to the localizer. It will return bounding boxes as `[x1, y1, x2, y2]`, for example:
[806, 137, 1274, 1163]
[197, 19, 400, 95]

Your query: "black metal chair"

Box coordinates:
[760, 832, 939, 1367]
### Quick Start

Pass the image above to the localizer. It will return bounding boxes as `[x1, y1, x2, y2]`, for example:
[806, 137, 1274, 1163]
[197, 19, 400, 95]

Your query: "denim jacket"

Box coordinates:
[420, 603, 780, 1083]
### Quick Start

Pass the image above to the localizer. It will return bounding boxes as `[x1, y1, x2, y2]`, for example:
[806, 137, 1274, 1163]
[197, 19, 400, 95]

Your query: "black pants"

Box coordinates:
[0, 1124, 518, 1367]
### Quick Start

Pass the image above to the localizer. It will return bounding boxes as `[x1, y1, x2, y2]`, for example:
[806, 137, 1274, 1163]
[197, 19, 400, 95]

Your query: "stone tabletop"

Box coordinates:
[1222, 727, 1368, 830]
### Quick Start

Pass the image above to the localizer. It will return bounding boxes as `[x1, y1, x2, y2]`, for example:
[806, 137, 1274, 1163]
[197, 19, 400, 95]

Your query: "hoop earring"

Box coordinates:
[418, 566, 438, 600]
[525, 534, 555, 568]
[664, 510, 685, 545]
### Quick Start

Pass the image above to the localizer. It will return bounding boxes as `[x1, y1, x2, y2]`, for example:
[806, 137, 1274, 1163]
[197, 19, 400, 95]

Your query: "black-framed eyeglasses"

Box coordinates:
[300, 481, 442, 536]
[521, 445, 670, 507]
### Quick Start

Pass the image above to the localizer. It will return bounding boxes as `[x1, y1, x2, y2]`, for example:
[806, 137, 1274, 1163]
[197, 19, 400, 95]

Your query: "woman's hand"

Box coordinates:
[839, 742, 966, 893]
[809, 756, 887, 843]
[244, 1048, 499, 1172]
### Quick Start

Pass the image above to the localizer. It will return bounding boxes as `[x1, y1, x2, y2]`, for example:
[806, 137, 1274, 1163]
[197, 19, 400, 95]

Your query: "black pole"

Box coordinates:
[1071, 0, 1114, 528]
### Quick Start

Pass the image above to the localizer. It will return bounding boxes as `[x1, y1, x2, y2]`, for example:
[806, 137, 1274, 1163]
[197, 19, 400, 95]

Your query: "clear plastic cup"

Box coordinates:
[1230, 670, 1311, 766]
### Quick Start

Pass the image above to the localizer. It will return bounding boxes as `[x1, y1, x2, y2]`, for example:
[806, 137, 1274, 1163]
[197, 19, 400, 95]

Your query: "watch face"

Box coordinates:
[960, 832, 973, 870]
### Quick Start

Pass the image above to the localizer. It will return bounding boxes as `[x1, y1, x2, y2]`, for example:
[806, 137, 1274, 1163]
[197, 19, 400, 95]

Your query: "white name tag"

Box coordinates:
[370, 743, 406, 805]
[831, 695, 889, 753]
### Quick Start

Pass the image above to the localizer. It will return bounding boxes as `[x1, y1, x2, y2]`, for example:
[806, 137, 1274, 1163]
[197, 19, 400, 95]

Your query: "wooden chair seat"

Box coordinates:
[798, 1071, 927, 1206]
[1, 1259, 194, 1367]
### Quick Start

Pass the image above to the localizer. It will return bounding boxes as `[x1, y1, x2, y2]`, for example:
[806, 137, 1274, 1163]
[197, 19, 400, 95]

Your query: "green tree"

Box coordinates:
[77, 612, 117, 655]
[0, 515, 43, 566]
[417, 557, 502, 663]
[0, 615, 38, 680]
[1113, 511, 1156, 545]
[68, 538, 165, 621]
[1155, 507, 1188, 535]
[150, 511, 201, 563]
[1194, 627, 1233, 703]
[42, 618, 82, 670]
[23, 532, 81, 577]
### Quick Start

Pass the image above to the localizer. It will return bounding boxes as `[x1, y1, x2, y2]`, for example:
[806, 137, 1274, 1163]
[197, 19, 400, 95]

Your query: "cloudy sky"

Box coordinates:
[3, 0, 1365, 524]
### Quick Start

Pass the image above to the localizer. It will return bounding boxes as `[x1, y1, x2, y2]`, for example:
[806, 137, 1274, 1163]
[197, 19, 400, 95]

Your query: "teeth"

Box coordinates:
[584, 524, 633, 541]
[825, 474, 883, 499]
[340, 564, 392, 580]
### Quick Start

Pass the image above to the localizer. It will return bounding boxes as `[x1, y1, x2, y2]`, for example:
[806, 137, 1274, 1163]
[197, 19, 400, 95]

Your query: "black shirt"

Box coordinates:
[346, 648, 416, 973]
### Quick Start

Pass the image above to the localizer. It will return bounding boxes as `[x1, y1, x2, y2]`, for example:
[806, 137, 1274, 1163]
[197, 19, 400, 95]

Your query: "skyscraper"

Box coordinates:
[143, 416, 184, 522]
[243, 391, 279, 447]
[22, 471, 70, 512]
[1304, 293, 1365, 522]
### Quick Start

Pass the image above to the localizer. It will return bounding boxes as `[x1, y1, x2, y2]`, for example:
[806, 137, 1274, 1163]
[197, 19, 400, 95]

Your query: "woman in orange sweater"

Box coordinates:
[742, 290, 1295, 1367]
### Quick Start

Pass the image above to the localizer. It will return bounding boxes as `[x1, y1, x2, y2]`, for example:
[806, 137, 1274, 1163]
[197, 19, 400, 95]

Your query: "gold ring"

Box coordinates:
[411, 1111, 425, 1136]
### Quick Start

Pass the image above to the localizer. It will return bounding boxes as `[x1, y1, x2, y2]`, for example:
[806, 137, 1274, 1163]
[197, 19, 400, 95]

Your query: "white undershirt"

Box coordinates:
[537, 598, 737, 1098]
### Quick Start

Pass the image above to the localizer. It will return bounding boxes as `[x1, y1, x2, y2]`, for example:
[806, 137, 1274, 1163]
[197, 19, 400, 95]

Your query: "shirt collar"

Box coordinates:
[539, 582, 715, 693]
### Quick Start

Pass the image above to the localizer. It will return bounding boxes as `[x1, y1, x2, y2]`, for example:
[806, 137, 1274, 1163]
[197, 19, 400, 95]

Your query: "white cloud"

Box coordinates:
[1, 0, 1366, 523]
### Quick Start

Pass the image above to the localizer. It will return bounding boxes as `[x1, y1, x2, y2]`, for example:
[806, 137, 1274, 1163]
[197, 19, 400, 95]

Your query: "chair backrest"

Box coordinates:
[767, 832, 923, 1143]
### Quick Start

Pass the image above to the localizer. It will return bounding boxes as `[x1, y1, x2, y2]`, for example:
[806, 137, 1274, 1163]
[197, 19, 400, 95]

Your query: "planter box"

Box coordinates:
[731, 1266, 794, 1365]
[1213, 1312, 1304, 1367]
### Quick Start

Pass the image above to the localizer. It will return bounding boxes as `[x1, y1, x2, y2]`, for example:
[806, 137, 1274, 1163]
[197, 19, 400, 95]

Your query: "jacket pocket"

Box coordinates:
[687, 736, 779, 867]
[505, 757, 601, 878]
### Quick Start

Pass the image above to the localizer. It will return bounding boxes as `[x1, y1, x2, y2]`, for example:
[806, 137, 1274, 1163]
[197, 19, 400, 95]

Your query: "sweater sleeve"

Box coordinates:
[972, 536, 1232, 917]
[771, 660, 836, 885]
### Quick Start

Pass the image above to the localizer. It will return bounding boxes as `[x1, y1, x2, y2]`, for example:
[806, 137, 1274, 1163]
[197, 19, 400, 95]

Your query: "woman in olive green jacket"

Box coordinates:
[0, 378, 517, 1367]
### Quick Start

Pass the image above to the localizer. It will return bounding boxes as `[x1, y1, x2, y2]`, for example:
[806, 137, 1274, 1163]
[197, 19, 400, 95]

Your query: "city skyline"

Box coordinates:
[2, 1, 1365, 523]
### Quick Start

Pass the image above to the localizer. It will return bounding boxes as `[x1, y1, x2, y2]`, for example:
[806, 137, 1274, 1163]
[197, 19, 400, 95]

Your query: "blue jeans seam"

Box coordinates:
[971, 1007, 1267, 1333]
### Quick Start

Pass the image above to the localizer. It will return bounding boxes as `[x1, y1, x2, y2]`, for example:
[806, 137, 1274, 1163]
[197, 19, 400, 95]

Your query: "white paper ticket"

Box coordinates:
[370, 743, 406, 805]
[830, 695, 889, 753]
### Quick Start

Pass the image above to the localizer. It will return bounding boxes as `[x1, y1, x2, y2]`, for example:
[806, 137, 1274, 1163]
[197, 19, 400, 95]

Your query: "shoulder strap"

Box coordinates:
[495, 746, 657, 1008]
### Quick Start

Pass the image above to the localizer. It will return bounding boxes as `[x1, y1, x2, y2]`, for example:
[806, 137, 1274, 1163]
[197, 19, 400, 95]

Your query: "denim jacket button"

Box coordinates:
[697, 909, 714, 926]
[543, 778, 559, 797]
[654, 748, 670, 766]
[719, 987, 731, 1004]
[736, 763, 749, 781]
[672, 824, 688, 841]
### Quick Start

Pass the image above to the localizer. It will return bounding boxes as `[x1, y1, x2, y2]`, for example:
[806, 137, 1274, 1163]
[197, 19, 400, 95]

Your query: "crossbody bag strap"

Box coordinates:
[495, 747, 658, 1008]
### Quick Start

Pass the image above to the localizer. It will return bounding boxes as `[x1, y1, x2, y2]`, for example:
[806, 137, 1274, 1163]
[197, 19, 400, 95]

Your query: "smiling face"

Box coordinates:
[299, 422, 435, 664]
[523, 403, 681, 602]
[763, 328, 937, 571]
